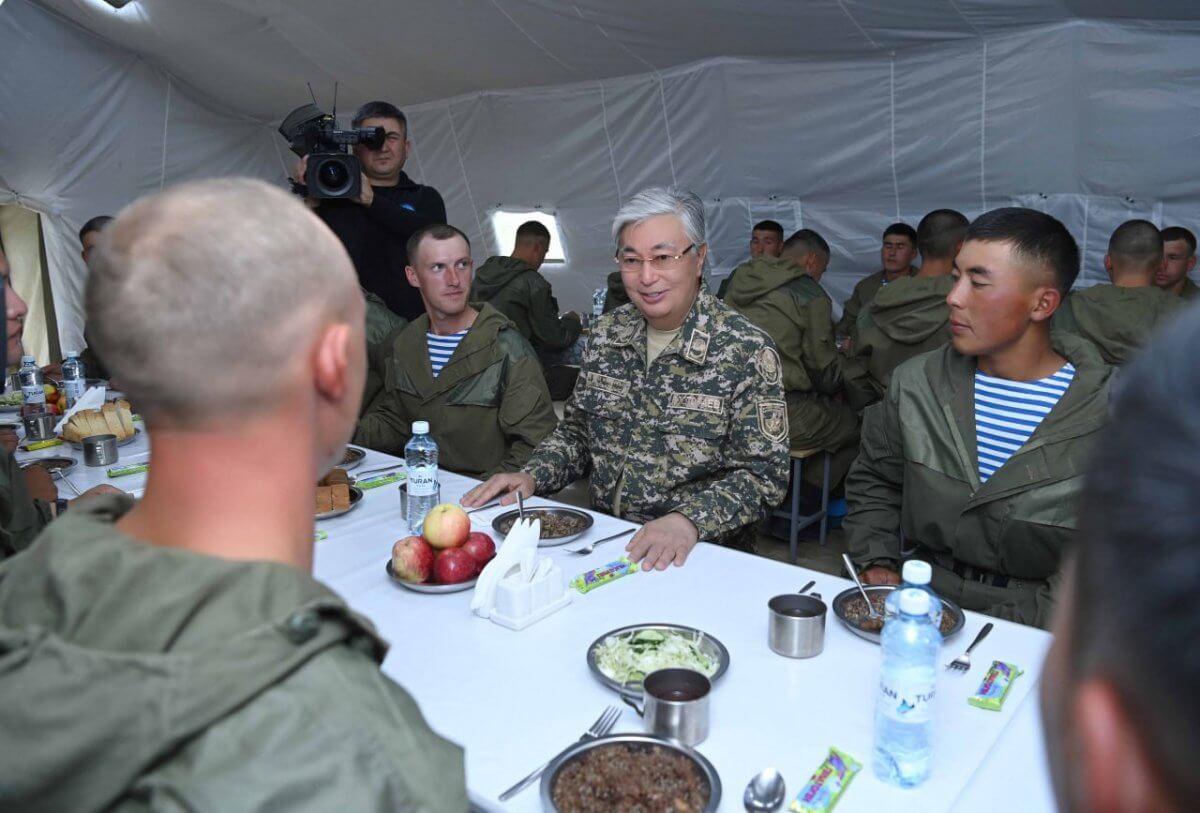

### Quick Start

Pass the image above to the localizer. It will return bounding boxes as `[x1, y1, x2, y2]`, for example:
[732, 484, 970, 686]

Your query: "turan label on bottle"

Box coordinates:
[407, 465, 438, 497]
[879, 677, 936, 723]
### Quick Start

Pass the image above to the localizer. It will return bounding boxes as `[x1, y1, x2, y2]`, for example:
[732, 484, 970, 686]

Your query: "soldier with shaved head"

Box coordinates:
[0, 179, 466, 811]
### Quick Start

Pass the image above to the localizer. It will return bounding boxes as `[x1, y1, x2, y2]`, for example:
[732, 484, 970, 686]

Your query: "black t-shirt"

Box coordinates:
[316, 172, 447, 319]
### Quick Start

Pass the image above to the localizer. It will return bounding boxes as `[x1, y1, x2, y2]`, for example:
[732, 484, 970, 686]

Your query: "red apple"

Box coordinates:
[391, 535, 434, 583]
[433, 548, 476, 584]
[423, 503, 470, 549]
[461, 532, 496, 572]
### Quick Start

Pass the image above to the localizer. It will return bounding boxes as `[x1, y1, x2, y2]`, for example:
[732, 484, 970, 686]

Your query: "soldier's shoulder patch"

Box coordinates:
[755, 346, 782, 385]
[584, 371, 631, 398]
[756, 399, 788, 443]
[683, 329, 710, 364]
[668, 392, 723, 415]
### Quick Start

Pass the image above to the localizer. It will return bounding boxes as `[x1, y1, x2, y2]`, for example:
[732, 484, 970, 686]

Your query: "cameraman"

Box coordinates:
[295, 101, 446, 320]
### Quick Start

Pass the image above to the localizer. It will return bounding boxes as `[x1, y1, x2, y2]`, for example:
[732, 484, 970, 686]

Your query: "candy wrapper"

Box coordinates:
[570, 557, 638, 594]
[968, 660, 1023, 711]
[788, 747, 861, 812]
[107, 463, 148, 478]
[356, 472, 403, 490]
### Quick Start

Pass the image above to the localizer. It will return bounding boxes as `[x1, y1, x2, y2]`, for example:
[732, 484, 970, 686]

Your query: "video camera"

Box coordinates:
[278, 103, 385, 200]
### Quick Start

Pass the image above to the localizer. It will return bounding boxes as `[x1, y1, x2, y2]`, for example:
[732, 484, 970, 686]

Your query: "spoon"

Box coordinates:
[743, 767, 786, 812]
[516, 489, 526, 522]
[841, 553, 880, 618]
[797, 580, 816, 595]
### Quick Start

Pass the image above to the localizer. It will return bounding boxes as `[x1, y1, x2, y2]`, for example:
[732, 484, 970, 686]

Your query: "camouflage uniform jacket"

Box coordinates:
[523, 291, 790, 542]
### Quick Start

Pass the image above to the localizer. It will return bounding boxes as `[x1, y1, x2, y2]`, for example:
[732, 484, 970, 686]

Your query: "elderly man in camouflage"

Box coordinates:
[464, 188, 790, 570]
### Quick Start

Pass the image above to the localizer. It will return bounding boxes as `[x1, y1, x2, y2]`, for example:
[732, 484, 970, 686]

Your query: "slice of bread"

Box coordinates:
[315, 487, 334, 513]
[331, 483, 351, 510]
[116, 404, 135, 439]
[319, 468, 350, 487]
[101, 404, 123, 437]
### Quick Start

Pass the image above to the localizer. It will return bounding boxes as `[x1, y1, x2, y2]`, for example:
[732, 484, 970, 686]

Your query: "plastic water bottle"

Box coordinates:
[874, 588, 940, 787]
[19, 356, 45, 408]
[884, 560, 943, 629]
[61, 352, 86, 408]
[405, 421, 439, 533]
[591, 287, 606, 318]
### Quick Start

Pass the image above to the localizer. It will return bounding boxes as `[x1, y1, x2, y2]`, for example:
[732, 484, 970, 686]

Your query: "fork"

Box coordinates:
[498, 705, 621, 801]
[566, 528, 635, 555]
[946, 622, 993, 672]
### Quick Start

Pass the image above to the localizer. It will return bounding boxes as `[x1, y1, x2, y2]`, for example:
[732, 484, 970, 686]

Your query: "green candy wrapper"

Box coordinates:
[968, 660, 1023, 711]
[356, 472, 402, 490]
[570, 557, 637, 593]
[789, 747, 861, 812]
[107, 463, 148, 478]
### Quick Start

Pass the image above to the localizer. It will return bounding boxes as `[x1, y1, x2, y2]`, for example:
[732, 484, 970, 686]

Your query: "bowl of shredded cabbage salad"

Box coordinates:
[587, 624, 730, 696]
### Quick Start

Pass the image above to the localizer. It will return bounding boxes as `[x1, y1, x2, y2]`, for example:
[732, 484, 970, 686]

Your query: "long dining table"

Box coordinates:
[16, 430, 1057, 812]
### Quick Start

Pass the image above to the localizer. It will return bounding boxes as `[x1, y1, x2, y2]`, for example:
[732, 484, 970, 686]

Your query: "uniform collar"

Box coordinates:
[610, 289, 716, 366]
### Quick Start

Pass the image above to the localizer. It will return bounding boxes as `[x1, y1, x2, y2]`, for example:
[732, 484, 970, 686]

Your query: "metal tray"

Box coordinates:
[491, 507, 593, 548]
[586, 623, 730, 698]
[385, 560, 477, 593]
[832, 584, 965, 644]
[540, 733, 721, 813]
[315, 485, 363, 520]
[341, 445, 367, 470]
[19, 456, 78, 475]
[63, 427, 141, 448]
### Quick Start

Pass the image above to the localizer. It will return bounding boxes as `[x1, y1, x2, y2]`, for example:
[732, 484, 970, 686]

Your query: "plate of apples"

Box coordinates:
[388, 503, 497, 594]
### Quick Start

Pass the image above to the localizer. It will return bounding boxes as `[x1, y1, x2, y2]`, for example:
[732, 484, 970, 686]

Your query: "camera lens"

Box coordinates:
[317, 160, 350, 194]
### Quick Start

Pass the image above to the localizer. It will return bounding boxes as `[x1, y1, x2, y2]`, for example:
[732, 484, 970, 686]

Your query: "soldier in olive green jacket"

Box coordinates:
[0, 445, 53, 560]
[723, 234, 859, 486]
[362, 289, 407, 415]
[602, 269, 630, 313]
[0, 497, 466, 813]
[835, 223, 919, 341]
[356, 302, 557, 478]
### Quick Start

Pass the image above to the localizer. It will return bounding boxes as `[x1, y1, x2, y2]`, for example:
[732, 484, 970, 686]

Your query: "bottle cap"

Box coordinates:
[411, 420, 429, 435]
[899, 588, 930, 616]
[21, 355, 34, 364]
[901, 560, 932, 586]
[65, 351, 79, 358]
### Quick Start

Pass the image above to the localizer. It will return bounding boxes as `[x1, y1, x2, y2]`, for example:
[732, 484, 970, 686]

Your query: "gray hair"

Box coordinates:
[87, 177, 360, 426]
[611, 187, 706, 248]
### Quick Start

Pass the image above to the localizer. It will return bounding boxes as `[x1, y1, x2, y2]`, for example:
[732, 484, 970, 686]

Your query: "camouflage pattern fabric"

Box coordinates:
[523, 290, 790, 543]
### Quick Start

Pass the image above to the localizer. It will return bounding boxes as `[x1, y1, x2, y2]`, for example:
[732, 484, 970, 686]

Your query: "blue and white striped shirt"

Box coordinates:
[426, 329, 469, 377]
[974, 363, 1075, 482]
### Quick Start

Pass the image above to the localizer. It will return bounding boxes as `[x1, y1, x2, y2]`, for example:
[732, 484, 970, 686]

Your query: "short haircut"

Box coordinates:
[1161, 226, 1196, 256]
[515, 220, 551, 246]
[965, 207, 1080, 295]
[752, 220, 784, 238]
[612, 187, 706, 249]
[87, 178, 359, 426]
[783, 228, 830, 260]
[882, 222, 917, 245]
[407, 223, 470, 265]
[1073, 308, 1200, 807]
[1107, 219, 1163, 271]
[78, 215, 113, 242]
[916, 209, 970, 261]
[352, 100, 407, 134]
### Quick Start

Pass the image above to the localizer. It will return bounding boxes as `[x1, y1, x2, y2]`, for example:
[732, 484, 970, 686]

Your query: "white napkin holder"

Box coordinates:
[488, 560, 571, 631]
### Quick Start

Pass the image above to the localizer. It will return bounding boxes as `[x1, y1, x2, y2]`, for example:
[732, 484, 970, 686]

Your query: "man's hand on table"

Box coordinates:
[71, 484, 124, 506]
[860, 565, 902, 586]
[22, 465, 58, 502]
[0, 428, 17, 454]
[461, 472, 536, 507]
[626, 512, 698, 571]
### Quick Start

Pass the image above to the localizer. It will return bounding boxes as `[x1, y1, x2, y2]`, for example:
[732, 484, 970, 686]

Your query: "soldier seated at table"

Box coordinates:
[846, 207, 1114, 629]
[723, 228, 860, 490]
[0, 247, 118, 562]
[1042, 308, 1200, 812]
[463, 187, 790, 571]
[360, 288, 406, 415]
[1052, 219, 1182, 365]
[602, 268, 630, 313]
[0, 179, 467, 811]
[356, 223, 558, 479]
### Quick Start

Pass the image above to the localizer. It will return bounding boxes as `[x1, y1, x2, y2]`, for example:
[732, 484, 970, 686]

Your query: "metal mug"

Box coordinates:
[621, 668, 711, 747]
[768, 593, 827, 658]
[81, 434, 119, 467]
[21, 412, 56, 442]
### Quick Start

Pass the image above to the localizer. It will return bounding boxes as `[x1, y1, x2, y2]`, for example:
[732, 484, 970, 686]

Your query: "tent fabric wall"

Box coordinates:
[3, 0, 1200, 344]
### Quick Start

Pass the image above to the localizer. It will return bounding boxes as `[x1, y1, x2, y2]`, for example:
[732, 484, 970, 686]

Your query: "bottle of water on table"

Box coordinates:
[405, 420, 439, 533]
[19, 356, 45, 409]
[874, 588, 940, 787]
[61, 352, 86, 408]
[884, 560, 943, 630]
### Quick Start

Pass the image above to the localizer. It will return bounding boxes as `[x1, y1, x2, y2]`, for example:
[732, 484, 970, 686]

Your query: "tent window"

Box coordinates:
[0, 206, 59, 367]
[491, 211, 565, 263]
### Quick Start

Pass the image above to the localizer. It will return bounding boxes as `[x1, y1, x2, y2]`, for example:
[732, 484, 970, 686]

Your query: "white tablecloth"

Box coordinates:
[16, 435, 1056, 812]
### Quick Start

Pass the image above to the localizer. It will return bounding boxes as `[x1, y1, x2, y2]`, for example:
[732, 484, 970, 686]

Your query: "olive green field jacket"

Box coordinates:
[1052, 283, 1182, 365]
[471, 256, 581, 351]
[0, 446, 52, 561]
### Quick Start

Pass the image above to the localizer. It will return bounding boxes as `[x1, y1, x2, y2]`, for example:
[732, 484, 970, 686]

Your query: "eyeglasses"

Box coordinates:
[615, 243, 697, 272]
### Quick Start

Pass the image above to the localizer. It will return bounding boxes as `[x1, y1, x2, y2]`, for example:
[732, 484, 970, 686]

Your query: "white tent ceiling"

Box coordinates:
[3, 0, 1200, 358]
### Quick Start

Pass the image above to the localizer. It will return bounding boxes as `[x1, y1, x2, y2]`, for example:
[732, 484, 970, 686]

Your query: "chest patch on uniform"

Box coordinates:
[586, 371, 631, 397]
[684, 330, 710, 364]
[756, 346, 782, 385]
[757, 399, 789, 442]
[668, 392, 723, 415]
